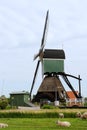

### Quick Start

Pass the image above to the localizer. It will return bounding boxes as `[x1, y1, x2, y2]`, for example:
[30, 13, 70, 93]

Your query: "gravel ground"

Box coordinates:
[18, 106, 40, 110]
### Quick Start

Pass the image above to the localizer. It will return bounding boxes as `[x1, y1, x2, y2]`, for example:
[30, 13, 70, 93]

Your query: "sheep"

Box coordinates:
[0, 123, 8, 128]
[76, 112, 81, 118]
[81, 112, 87, 119]
[56, 120, 71, 127]
[59, 113, 64, 118]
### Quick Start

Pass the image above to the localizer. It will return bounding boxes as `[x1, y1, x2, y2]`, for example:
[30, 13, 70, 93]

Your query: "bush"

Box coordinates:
[42, 104, 55, 109]
[84, 102, 87, 107]
[0, 95, 8, 109]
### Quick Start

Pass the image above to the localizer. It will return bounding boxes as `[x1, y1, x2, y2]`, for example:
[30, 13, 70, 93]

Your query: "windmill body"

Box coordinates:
[32, 49, 67, 103]
[30, 11, 82, 106]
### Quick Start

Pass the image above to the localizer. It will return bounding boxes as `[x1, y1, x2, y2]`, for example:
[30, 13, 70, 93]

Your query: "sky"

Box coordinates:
[0, 0, 87, 98]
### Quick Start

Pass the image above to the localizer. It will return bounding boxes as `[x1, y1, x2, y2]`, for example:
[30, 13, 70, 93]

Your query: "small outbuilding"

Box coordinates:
[10, 91, 30, 107]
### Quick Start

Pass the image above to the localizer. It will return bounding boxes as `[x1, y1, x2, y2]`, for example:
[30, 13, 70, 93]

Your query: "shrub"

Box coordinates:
[84, 102, 87, 107]
[42, 104, 55, 109]
[0, 95, 8, 109]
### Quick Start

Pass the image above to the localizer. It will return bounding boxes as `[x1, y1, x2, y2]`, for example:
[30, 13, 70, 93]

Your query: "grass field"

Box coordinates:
[0, 108, 87, 129]
[0, 118, 87, 130]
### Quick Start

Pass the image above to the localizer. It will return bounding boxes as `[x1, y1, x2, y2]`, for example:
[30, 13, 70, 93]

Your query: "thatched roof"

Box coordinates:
[38, 76, 65, 92]
[32, 76, 67, 102]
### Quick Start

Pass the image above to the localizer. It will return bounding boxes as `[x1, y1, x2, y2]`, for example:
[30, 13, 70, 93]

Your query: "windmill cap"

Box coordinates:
[43, 49, 65, 59]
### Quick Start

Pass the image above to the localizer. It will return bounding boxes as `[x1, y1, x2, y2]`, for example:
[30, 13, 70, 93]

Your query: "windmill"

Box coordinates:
[30, 10, 82, 104]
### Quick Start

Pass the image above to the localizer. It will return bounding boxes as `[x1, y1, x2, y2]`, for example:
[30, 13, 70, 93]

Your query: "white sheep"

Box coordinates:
[81, 112, 87, 119]
[56, 120, 71, 127]
[59, 113, 64, 118]
[0, 123, 8, 128]
[76, 112, 81, 118]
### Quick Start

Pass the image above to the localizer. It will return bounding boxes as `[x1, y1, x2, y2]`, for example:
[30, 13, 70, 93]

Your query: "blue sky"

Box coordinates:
[0, 0, 87, 97]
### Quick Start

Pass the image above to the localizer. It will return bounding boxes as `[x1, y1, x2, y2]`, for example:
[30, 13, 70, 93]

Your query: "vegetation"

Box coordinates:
[0, 95, 8, 109]
[84, 97, 87, 106]
[0, 108, 86, 118]
[41, 104, 56, 109]
[0, 108, 87, 129]
[0, 118, 87, 130]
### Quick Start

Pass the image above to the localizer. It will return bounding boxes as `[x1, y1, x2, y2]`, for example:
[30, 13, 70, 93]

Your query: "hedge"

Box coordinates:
[0, 111, 76, 118]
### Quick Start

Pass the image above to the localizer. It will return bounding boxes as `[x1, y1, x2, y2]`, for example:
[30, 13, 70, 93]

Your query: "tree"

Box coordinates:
[84, 97, 87, 107]
[0, 95, 8, 109]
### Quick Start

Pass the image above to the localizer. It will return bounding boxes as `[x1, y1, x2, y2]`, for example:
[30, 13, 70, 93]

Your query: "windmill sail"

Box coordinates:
[41, 10, 49, 48]
[34, 10, 49, 60]
[30, 10, 49, 100]
[30, 60, 40, 100]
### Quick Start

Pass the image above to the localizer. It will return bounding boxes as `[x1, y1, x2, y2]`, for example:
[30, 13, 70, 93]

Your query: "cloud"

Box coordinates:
[0, 3, 39, 49]
[0, 0, 87, 49]
[0, 0, 87, 97]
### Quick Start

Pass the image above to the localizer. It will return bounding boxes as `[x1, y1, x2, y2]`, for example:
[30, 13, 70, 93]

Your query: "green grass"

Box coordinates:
[0, 118, 87, 130]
